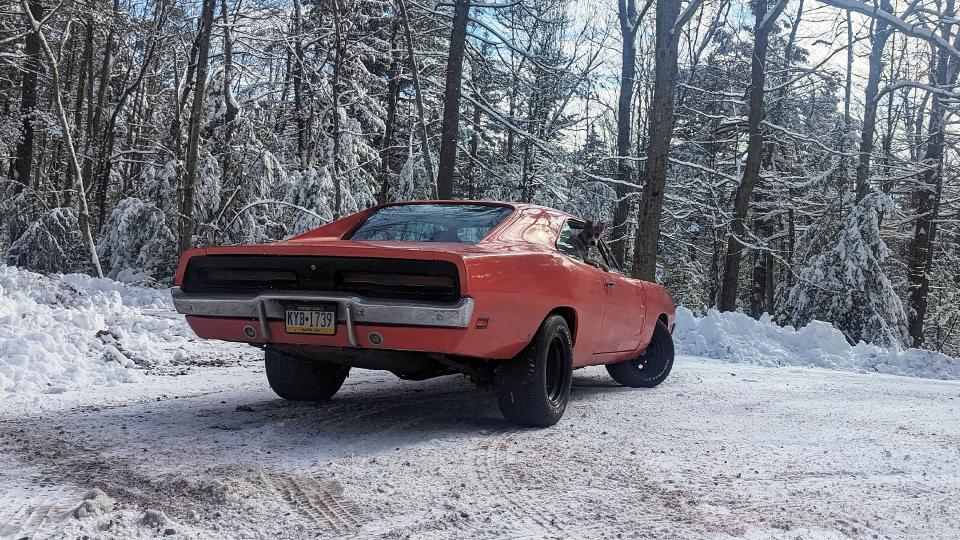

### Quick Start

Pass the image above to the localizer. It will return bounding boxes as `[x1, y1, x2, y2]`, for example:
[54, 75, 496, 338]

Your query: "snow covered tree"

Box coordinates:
[5, 208, 90, 274]
[97, 197, 178, 283]
[785, 192, 908, 347]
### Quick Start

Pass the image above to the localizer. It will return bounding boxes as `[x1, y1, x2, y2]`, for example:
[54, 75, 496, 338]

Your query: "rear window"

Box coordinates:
[347, 204, 513, 243]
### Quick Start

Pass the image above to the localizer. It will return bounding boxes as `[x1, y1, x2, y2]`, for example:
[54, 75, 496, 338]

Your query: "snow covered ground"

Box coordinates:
[1, 266, 959, 539]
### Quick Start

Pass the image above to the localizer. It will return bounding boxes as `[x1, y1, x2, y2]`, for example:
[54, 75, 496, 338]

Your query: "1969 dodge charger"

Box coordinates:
[173, 201, 676, 426]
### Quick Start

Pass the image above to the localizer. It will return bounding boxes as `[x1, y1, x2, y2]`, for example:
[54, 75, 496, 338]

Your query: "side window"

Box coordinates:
[556, 221, 584, 260]
[598, 240, 620, 272]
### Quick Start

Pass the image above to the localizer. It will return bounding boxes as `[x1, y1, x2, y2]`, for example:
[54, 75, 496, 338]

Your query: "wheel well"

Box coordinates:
[549, 307, 578, 345]
[657, 313, 671, 333]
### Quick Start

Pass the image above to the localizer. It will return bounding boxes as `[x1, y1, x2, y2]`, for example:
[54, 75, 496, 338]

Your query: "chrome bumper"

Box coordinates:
[170, 287, 475, 347]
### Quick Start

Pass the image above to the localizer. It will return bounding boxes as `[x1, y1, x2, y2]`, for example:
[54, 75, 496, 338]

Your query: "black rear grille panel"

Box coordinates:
[181, 255, 461, 302]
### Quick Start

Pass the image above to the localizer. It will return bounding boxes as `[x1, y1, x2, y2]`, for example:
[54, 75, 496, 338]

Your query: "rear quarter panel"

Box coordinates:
[453, 205, 606, 363]
[639, 282, 676, 348]
[460, 248, 606, 364]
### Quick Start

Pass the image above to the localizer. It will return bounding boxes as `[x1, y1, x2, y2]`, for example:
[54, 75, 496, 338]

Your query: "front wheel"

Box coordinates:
[264, 348, 349, 401]
[606, 320, 674, 388]
[494, 315, 574, 427]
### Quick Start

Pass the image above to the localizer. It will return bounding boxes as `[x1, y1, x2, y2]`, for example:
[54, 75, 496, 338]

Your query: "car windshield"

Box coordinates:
[347, 204, 513, 243]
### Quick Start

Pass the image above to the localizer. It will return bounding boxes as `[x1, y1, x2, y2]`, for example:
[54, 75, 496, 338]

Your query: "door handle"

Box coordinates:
[605, 281, 615, 288]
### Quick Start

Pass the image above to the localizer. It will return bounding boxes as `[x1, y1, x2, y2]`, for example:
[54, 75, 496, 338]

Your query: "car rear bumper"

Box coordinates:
[171, 287, 475, 348]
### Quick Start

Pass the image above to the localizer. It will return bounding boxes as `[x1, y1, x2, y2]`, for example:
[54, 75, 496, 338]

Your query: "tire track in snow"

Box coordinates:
[259, 471, 362, 534]
[249, 392, 470, 537]
[0, 424, 244, 528]
[0, 480, 77, 539]
[217, 387, 468, 435]
[474, 428, 568, 538]
[471, 424, 751, 538]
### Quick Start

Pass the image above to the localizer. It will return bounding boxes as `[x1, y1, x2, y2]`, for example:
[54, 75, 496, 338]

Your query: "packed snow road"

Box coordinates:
[1, 356, 958, 539]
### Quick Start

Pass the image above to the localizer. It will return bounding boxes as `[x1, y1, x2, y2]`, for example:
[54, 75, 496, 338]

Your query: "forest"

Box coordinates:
[1, 0, 958, 355]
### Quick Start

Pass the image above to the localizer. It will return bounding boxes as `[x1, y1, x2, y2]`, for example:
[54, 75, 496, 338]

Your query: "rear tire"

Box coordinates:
[264, 348, 349, 401]
[494, 315, 573, 427]
[606, 320, 674, 388]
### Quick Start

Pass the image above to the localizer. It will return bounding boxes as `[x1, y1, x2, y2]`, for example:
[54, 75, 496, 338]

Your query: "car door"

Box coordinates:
[555, 220, 607, 365]
[596, 240, 646, 353]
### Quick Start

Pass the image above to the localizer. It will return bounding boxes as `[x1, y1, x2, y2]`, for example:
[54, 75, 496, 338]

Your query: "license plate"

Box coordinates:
[285, 304, 337, 335]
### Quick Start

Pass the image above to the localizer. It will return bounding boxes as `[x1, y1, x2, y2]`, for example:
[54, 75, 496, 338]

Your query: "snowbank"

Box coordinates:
[675, 307, 960, 380]
[0, 265, 194, 395]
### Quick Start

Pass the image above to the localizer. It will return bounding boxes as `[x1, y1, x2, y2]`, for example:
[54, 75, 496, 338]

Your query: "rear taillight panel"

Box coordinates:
[181, 255, 460, 302]
[337, 272, 457, 300]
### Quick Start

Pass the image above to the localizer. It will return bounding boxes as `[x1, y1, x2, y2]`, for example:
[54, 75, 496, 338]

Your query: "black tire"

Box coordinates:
[606, 320, 674, 388]
[494, 315, 574, 427]
[264, 348, 349, 401]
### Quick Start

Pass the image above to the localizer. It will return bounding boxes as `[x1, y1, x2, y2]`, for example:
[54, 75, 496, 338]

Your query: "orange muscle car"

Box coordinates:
[172, 201, 676, 426]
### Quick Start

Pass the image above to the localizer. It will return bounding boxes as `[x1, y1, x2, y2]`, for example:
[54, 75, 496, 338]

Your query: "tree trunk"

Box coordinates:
[292, 0, 307, 165]
[436, 0, 471, 199]
[506, 77, 516, 161]
[843, 13, 852, 126]
[520, 128, 532, 202]
[708, 228, 720, 306]
[467, 91, 482, 200]
[750, 151, 773, 318]
[398, 0, 436, 195]
[631, 0, 683, 280]
[169, 16, 203, 158]
[85, 0, 119, 221]
[97, 0, 165, 226]
[178, 0, 216, 253]
[123, 82, 145, 194]
[54, 7, 83, 202]
[853, 0, 893, 202]
[331, 0, 345, 218]
[220, 0, 238, 191]
[749, 0, 803, 315]
[9, 0, 44, 190]
[906, 0, 955, 346]
[277, 46, 291, 125]
[64, 20, 92, 208]
[610, 0, 638, 262]
[377, 19, 401, 203]
[717, 0, 786, 312]
[53, 23, 80, 204]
